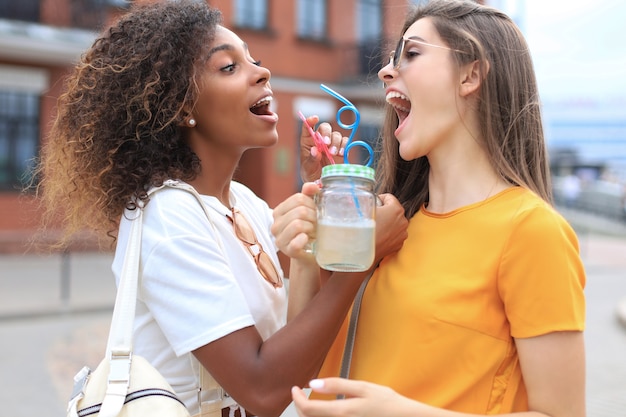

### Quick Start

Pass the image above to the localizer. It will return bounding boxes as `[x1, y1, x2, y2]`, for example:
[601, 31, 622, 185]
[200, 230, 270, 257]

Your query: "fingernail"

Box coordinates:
[309, 379, 324, 389]
[330, 146, 338, 155]
[323, 136, 331, 145]
[339, 148, 345, 156]
[311, 147, 318, 157]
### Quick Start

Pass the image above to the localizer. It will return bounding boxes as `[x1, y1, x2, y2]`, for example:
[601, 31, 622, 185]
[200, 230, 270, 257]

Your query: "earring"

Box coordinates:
[188, 118, 196, 127]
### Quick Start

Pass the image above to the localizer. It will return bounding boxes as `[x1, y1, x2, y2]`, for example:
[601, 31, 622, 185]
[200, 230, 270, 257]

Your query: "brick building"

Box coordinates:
[0, 0, 413, 252]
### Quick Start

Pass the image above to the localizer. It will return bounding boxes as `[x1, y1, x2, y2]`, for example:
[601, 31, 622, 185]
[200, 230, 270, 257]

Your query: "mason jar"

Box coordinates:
[313, 164, 376, 272]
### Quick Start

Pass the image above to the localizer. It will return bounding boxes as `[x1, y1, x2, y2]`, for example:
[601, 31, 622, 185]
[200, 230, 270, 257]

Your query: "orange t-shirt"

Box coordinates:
[315, 187, 586, 413]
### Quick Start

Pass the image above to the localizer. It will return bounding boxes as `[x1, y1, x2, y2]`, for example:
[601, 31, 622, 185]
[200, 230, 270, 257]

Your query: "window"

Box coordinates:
[0, 0, 40, 22]
[297, 0, 327, 40]
[70, 0, 129, 29]
[234, 0, 269, 30]
[0, 91, 39, 191]
[357, 0, 381, 42]
[357, 0, 383, 75]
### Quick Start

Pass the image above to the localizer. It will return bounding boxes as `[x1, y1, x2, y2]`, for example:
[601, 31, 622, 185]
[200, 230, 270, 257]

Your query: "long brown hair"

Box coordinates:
[376, 0, 552, 219]
[34, 0, 222, 248]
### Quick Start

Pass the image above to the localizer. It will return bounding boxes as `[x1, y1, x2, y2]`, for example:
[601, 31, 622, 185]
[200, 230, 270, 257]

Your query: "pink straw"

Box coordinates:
[298, 111, 335, 164]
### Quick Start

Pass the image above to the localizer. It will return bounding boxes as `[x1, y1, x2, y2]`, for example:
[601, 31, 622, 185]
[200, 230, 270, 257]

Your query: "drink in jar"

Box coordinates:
[315, 218, 375, 272]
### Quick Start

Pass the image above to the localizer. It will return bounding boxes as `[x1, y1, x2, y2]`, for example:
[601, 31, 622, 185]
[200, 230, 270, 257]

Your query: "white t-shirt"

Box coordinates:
[112, 181, 287, 413]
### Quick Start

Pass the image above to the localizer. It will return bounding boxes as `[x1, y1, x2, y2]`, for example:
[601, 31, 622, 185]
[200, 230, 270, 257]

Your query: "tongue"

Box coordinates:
[250, 104, 269, 116]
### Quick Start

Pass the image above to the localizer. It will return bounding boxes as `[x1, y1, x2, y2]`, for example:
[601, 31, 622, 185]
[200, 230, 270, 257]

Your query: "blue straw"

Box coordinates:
[319, 84, 376, 217]
[319, 84, 374, 167]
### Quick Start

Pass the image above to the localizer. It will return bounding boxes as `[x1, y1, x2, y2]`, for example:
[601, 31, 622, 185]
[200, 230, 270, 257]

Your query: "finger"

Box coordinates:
[338, 135, 348, 157]
[291, 232, 311, 252]
[273, 202, 316, 234]
[326, 132, 337, 155]
[377, 193, 398, 206]
[301, 181, 321, 197]
[272, 202, 317, 248]
[292, 385, 345, 417]
[300, 115, 322, 162]
[308, 378, 368, 398]
[316, 122, 333, 139]
[291, 386, 310, 417]
[273, 190, 316, 217]
[301, 115, 320, 140]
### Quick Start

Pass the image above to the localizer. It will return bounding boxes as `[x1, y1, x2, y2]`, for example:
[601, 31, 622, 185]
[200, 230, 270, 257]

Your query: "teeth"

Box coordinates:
[251, 96, 272, 108]
[385, 91, 409, 102]
[386, 91, 411, 113]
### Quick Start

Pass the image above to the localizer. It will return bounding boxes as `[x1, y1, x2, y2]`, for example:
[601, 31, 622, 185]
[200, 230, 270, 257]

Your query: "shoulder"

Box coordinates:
[496, 188, 583, 281]
[231, 181, 271, 211]
[505, 188, 577, 244]
[139, 182, 223, 241]
[145, 184, 207, 220]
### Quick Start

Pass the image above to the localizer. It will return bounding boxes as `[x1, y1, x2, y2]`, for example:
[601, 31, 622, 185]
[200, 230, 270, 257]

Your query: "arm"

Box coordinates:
[193, 190, 407, 417]
[193, 269, 372, 417]
[515, 331, 586, 417]
[292, 331, 586, 417]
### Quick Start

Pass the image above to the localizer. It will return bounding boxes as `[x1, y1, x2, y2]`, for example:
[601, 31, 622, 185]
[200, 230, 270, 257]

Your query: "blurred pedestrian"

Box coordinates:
[562, 173, 582, 208]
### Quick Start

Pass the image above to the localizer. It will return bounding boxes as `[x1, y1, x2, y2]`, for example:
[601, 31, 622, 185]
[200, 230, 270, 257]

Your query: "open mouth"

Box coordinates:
[250, 96, 273, 116]
[386, 91, 411, 123]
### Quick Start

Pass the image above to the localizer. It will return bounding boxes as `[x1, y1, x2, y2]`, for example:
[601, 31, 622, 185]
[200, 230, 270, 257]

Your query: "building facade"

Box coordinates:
[0, 0, 412, 252]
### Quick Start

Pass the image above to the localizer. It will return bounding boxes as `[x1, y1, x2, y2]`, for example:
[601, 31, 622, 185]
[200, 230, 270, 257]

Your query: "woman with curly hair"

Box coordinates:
[291, 1, 586, 417]
[35, 1, 408, 416]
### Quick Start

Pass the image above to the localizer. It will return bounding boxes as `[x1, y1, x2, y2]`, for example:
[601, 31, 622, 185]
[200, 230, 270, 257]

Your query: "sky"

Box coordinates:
[496, 0, 626, 104]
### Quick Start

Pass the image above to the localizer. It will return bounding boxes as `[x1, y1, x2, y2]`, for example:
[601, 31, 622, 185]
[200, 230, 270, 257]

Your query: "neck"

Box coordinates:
[185, 135, 243, 208]
[426, 148, 510, 213]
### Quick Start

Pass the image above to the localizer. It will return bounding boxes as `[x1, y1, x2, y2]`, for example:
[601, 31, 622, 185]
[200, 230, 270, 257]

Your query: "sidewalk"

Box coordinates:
[0, 251, 116, 320]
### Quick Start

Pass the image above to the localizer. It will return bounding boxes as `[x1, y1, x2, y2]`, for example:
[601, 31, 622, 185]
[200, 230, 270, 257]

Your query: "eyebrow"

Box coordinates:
[207, 42, 249, 59]
[405, 35, 429, 43]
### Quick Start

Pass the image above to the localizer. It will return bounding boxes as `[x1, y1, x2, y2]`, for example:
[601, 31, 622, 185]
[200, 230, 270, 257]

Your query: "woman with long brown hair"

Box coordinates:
[292, 1, 585, 416]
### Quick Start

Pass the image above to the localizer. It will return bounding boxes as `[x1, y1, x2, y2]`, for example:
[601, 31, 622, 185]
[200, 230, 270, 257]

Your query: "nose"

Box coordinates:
[378, 60, 395, 85]
[256, 63, 271, 85]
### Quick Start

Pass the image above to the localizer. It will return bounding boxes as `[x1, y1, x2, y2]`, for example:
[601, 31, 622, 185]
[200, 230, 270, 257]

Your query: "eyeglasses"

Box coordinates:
[389, 37, 467, 70]
[228, 208, 283, 288]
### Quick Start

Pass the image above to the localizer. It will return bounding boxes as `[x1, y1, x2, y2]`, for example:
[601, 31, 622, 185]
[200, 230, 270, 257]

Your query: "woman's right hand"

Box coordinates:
[373, 193, 408, 263]
[299, 115, 348, 183]
[272, 182, 320, 260]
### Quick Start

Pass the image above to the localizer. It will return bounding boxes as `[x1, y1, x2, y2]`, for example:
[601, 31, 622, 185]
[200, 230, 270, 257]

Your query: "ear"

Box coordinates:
[459, 59, 489, 97]
[178, 116, 196, 128]
[179, 105, 197, 127]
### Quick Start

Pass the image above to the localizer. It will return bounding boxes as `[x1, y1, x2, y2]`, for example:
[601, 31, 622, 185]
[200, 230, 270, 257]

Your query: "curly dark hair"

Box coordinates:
[35, 0, 222, 248]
